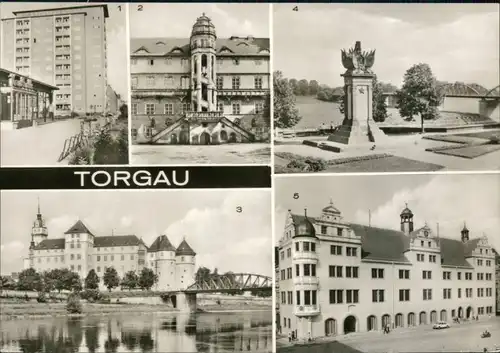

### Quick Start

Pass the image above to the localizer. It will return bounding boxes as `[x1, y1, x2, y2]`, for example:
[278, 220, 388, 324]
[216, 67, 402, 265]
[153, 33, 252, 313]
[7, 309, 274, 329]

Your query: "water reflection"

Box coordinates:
[1, 311, 271, 353]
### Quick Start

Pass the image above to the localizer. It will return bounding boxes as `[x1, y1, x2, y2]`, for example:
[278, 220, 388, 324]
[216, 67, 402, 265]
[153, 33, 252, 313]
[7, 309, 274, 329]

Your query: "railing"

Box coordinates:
[57, 132, 89, 162]
[292, 276, 319, 286]
[292, 251, 319, 261]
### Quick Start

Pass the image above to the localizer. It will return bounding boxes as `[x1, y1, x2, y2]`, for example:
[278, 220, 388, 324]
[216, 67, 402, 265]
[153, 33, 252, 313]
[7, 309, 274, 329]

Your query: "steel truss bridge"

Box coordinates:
[439, 82, 500, 98]
[184, 273, 272, 293]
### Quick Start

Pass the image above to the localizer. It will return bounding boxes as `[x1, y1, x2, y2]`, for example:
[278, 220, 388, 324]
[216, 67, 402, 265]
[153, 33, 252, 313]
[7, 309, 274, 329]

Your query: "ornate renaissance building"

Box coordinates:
[1, 5, 110, 116]
[277, 201, 496, 340]
[130, 13, 270, 145]
[23, 202, 196, 291]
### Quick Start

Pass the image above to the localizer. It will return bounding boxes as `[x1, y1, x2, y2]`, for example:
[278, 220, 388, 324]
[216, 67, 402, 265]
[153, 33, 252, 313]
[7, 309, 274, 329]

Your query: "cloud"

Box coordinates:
[354, 175, 500, 249]
[164, 191, 272, 276]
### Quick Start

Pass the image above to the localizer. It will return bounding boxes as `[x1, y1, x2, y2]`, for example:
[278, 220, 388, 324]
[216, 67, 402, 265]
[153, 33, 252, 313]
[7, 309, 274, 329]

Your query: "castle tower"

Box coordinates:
[400, 203, 414, 235]
[64, 220, 95, 279]
[148, 235, 177, 291]
[175, 238, 196, 291]
[31, 198, 48, 246]
[190, 13, 217, 112]
[461, 222, 470, 243]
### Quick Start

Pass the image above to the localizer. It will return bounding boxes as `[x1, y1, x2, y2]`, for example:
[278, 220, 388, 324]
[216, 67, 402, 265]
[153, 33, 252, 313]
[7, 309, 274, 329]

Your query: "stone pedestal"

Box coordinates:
[176, 292, 197, 313]
[328, 72, 387, 146]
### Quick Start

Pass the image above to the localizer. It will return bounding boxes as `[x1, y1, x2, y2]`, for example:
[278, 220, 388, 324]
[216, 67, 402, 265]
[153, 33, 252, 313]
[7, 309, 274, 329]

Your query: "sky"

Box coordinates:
[275, 173, 500, 252]
[273, 3, 500, 89]
[0, 190, 272, 277]
[0, 2, 128, 98]
[129, 3, 269, 38]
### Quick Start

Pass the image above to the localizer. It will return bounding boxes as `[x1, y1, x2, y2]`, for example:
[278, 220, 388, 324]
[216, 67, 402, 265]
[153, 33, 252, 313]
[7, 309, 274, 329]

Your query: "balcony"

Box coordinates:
[294, 304, 320, 317]
[293, 276, 319, 286]
[185, 111, 223, 122]
[292, 251, 319, 262]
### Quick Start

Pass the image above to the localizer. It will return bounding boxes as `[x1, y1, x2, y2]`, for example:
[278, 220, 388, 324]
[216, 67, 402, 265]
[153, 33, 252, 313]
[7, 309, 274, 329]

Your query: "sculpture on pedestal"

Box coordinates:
[327, 41, 386, 146]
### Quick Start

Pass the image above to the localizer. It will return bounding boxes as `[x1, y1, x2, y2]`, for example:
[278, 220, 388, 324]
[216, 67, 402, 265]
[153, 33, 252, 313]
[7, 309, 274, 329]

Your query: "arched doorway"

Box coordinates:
[451, 309, 456, 319]
[325, 318, 337, 336]
[466, 306, 473, 319]
[407, 312, 416, 327]
[343, 316, 356, 334]
[381, 314, 391, 329]
[367, 315, 377, 331]
[211, 133, 219, 145]
[229, 132, 237, 143]
[170, 134, 178, 144]
[440, 309, 447, 322]
[179, 131, 189, 144]
[458, 307, 463, 318]
[220, 130, 228, 142]
[395, 313, 404, 328]
[430, 310, 437, 324]
[419, 311, 427, 325]
[191, 135, 199, 145]
[200, 132, 211, 145]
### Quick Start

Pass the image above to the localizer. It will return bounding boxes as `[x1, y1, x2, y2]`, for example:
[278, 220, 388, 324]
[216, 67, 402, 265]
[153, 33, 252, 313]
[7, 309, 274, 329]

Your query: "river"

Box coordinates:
[0, 310, 272, 352]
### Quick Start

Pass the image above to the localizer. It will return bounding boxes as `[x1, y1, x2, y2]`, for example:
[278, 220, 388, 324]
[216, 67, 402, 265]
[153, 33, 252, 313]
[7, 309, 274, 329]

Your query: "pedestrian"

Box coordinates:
[288, 332, 291, 342]
[308, 332, 312, 342]
[476, 316, 479, 321]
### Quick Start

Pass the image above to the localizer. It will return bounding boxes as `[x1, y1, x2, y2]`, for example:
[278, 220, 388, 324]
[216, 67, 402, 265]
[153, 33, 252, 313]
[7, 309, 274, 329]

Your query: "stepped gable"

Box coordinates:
[148, 234, 176, 252]
[32, 238, 65, 250]
[130, 37, 269, 56]
[64, 220, 94, 236]
[94, 235, 142, 248]
[176, 239, 196, 256]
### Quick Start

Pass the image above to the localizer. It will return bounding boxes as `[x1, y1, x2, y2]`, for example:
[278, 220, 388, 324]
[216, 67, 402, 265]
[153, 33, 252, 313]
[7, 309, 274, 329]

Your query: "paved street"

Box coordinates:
[131, 143, 271, 165]
[1, 119, 82, 166]
[336, 317, 500, 353]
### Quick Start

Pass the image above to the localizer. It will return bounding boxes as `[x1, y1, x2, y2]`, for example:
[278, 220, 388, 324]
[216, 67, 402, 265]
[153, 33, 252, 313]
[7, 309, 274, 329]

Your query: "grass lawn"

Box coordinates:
[456, 129, 500, 139]
[432, 144, 500, 159]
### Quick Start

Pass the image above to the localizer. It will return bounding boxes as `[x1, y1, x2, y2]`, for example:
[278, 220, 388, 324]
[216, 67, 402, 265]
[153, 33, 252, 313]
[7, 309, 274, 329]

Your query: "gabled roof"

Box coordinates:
[322, 204, 341, 214]
[148, 235, 176, 253]
[175, 239, 196, 256]
[94, 235, 143, 248]
[439, 238, 473, 268]
[33, 239, 65, 250]
[130, 37, 270, 57]
[64, 220, 94, 236]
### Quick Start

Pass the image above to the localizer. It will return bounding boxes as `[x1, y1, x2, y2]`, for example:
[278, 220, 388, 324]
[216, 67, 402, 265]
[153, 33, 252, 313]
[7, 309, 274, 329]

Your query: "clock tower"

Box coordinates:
[32, 198, 48, 246]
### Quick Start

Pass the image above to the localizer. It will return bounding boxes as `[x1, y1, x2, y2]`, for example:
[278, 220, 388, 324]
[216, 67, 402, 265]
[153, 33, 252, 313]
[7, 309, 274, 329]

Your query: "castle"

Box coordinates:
[24, 201, 196, 291]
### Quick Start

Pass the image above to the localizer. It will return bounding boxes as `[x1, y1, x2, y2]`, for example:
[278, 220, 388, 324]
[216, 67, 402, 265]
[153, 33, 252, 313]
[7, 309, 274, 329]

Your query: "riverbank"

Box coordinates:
[0, 301, 272, 320]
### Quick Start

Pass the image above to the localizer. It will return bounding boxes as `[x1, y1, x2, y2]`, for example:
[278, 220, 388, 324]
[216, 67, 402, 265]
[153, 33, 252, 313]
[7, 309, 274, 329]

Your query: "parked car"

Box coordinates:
[432, 322, 450, 329]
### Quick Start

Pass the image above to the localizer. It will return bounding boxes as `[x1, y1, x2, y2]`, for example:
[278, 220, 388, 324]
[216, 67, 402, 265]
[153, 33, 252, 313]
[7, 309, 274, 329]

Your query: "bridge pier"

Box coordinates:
[176, 292, 197, 313]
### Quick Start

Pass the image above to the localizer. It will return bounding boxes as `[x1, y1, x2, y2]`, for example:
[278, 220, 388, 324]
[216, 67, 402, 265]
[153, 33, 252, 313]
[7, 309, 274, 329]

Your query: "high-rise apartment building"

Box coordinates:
[1, 5, 109, 116]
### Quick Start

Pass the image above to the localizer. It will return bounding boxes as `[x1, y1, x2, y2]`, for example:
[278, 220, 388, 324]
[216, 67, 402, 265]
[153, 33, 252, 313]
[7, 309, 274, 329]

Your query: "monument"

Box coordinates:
[327, 41, 387, 146]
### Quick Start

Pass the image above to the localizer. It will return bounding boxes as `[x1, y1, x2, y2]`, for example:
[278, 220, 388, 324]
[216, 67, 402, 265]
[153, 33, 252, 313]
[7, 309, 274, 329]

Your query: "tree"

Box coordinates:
[338, 76, 388, 122]
[119, 104, 128, 120]
[93, 129, 118, 165]
[395, 63, 442, 124]
[103, 267, 120, 292]
[41, 270, 57, 292]
[288, 78, 298, 95]
[309, 80, 319, 95]
[195, 267, 211, 283]
[85, 269, 100, 290]
[0, 275, 13, 290]
[17, 268, 43, 292]
[68, 272, 83, 292]
[273, 71, 301, 129]
[297, 79, 309, 96]
[138, 268, 158, 291]
[121, 271, 138, 291]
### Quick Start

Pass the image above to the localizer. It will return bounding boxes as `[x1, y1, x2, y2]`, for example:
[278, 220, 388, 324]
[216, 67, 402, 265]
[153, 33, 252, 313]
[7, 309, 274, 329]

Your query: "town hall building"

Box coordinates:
[130, 13, 270, 145]
[277, 201, 496, 340]
[24, 201, 196, 291]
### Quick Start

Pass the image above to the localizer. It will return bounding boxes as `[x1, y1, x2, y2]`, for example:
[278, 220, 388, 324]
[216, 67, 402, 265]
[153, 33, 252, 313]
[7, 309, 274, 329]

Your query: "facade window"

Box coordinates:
[372, 289, 384, 303]
[164, 103, 174, 115]
[321, 226, 327, 234]
[146, 76, 154, 87]
[254, 76, 263, 89]
[303, 264, 316, 276]
[465, 272, 472, 280]
[232, 58, 240, 66]
[255, 102, 264, 114]
[399, 289, 410, 302]
[345, 266, 359, 278]
[346, 247, 357, 257]
[346, 290, 359, 304]
[371, 268, 384, 279]
[443, 288, 452, 299]
[329, 289, 343, 304]
[78, 265, 81, 271]
[417, 254, 424, 262]
[478, 259, 483, 266]
[443, 271, 451, 280]
[423, 289, 432, 300]
[146, 103, 155, 115]
[131, 103, 138, 115]
[148, 59, 154, 66]
[331, 245, 342, 255]
[458, 272, 462, 280]
[399, 269, 410, 279]
[216, 76, 223, 90]
[131, 77, 138, 89]
[287, 248, 292, 257]
[329, 265, 342, 278]
[280, 270, 285, 280]
[422, 270, 432, 279]
[180, 103, 189, 114]
[429, 255, 436, 262]
[231, 76, 240, 89]
[232, 102, 241, 115]
[296, 291, 300, 305]
[280, 251, 284, 260]
[70, 254, 74, 260]
[71, 265, 75, 271]
[77, 254, 81, 260]
[458, 288, 462, 298]
[217, 102, 224, 112]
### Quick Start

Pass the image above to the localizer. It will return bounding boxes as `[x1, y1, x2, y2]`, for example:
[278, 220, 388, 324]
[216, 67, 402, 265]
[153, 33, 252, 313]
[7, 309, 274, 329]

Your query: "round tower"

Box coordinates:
[190, 13, 217, 112]
[149, 235, 177, 290]
[400, 203, 414, 235]
[175, 238, 196, 291]
[31, 198, 48, 246]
